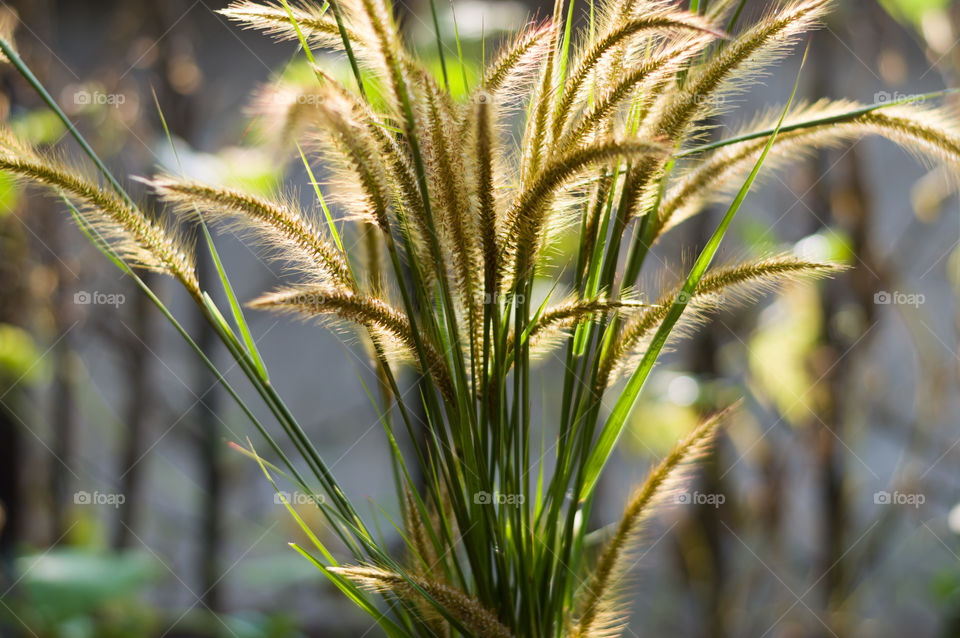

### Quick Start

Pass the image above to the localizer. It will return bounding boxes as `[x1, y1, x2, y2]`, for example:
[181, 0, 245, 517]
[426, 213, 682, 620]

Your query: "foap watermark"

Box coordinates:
[874, 290, 924, 308]
[74, 89, 126, 107]
[873, 91, 925, 106]
[285, 291, 330, 306]
[74, 490, 125, 508]
[273, 491, 326, 505]
[473, 291, 526, 307]
[874, 490, 925, 508]
[269, 91, 326, 109]
[74, 291, 126, 307]
[472, 91, 509, 106]
[690, 92, 726, 109]
[474, 491, 525, 506]
[675, 491, 725, 508]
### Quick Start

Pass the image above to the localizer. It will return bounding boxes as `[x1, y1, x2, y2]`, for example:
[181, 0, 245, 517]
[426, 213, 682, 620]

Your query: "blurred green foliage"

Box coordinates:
[4, 550, 159, 638]
[0, 323, 46, 383]
[878, 0, 951, 27]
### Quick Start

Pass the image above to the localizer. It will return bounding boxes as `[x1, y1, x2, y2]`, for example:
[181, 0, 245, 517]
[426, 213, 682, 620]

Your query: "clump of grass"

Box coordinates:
[3, 0, 960, 635]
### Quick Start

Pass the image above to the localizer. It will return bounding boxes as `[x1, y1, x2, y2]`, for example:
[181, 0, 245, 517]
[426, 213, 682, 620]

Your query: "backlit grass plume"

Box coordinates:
[4, 0, 960, 635]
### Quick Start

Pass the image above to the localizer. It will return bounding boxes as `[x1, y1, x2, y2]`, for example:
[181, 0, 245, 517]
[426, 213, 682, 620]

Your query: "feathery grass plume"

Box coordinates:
[219, 0, 369, 63]
[354, 0, 413, 113]
[249, 82, 330, 143]
[478, 21, 553, 103]
[658, 99, 960, 241]
[518, 7, 561, 180]
[503, 139, 667, 282]
[147, 176, 350, 287]
[557, 36, 713, 151]
[552, 8, 721, 139]
[651, 0, 832, 141]
[330, 565, 514, 638]
[571, 406, 737, 638]
[530, 298, 638, 341]
[403, 484, 438, 578]
[302, 87, 396, 231]
[598, 256, 842, 388]
[0, 131, 199, 297]
[249, 286, 454, 401]
[504, 297, 644, 364]
[418, 70, 482, 321]
[302, 67, 440, 278]
[401, 485, 452, 638]
[0, 7, 18, 62]
[507, 297, 637, 352]
[474, 95, 500, 304]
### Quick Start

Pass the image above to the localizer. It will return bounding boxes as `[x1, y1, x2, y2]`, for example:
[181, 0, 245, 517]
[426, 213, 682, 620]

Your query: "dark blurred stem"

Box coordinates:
[809, 28, 879, 633]
[689, 211, 727, 638]
[808, 37, 843, 636]
[113, 274, 154, 549]
[197, 253, 222, 613]
[0, 401, 21, 563]
[46, 212, 76, 542]
[49, 330, 75, 539]
[0, 212, 28, 570]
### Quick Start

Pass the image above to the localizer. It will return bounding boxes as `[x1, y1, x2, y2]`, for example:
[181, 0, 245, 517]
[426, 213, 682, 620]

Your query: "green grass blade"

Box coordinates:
[449, 0, 469, 92]
[726, 0, 748, 31]
[246, 437, 336, 562]
[297, 143, 345, 254]
[278, 0, 324, 68]
[202, 224, 269, 380]
[676, 88, 959, 158]
[428, 0, 450, 91]
[289, 543, 412, 638]
[151, 87, 269, 380]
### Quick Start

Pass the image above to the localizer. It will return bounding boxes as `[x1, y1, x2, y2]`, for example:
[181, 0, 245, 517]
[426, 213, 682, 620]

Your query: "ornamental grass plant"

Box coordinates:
[2, 0, 960, 635]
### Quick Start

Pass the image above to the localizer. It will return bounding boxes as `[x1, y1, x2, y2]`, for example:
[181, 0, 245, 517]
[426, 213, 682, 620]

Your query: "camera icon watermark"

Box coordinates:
[74, 89, 126, 108]
[473, 491, 525, 506]
[873, 290, 925, 308]
[74, 291, 126, 307]
[873, 490, 925, 508]
[74, 490, 125, 508]
[273, 491, 325, 506]
[675, 491, 725, 508]
[473, 91, 508, 106]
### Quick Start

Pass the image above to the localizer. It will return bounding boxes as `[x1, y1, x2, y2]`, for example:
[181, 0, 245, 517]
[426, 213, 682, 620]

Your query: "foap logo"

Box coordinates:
[286, 291, 330, 306]
[874, 91, 924, 106]
[474, 491, 525, 506]
[74, 89, 126, 107]
[74, 490, 126, 508]
[273, 491, 326, 505]
[473, 91, 508, 106]
[271, 92, 326, 109]
[874, 490, 925, 508]
[74, 291, 126, 307]
[675, 491, 725, 508]
[690, 92, 726, 109]
[473, 291, 525, 306]
[873, 290, 925, 308]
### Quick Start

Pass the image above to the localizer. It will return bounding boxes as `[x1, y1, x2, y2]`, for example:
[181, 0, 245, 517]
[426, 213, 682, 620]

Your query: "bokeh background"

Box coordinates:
[0, 0, 959, 636]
